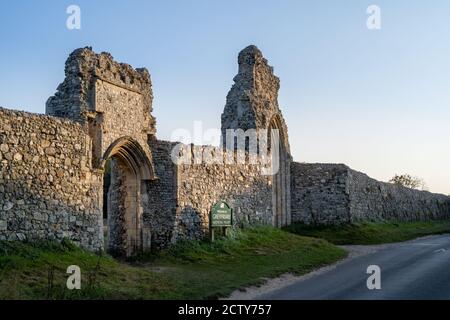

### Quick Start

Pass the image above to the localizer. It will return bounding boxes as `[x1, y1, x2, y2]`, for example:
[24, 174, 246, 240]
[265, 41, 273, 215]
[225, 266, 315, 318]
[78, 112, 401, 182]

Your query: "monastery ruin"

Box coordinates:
[0, 45, 449, 256]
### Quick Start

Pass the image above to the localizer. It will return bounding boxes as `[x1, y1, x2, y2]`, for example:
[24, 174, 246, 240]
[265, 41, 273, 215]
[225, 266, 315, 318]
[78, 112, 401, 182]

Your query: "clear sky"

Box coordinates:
[1, 0, 449, 194]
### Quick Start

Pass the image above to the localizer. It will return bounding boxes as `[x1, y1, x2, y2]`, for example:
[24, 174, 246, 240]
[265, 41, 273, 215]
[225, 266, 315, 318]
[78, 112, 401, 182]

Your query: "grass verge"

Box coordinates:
[284, 220, 450, 245]
[0, 226, 346, 300]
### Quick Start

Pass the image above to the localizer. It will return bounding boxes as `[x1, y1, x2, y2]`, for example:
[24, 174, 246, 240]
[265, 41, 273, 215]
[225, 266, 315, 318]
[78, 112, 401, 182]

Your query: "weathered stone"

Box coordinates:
[13, 152, 22, 162]
[17, 233, 26, 241]
[33, 212, 44, 221]
[45, 147, 56, 156]
[41, 140, 51, 148]
[0, 106, 103, 252]
[3, 202, 14, 211]
[56, 169, 65, 178]
[291, 163, 450, 225]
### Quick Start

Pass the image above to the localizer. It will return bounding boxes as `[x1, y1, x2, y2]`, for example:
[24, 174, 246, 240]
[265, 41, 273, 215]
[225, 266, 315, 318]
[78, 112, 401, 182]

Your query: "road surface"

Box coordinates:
[255, 234, 450, 300]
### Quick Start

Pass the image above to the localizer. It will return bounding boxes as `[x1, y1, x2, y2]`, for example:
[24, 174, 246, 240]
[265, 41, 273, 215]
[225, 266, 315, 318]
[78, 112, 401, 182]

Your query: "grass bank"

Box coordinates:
[284, 220, 450, 245]
[0, 226, 346, 300]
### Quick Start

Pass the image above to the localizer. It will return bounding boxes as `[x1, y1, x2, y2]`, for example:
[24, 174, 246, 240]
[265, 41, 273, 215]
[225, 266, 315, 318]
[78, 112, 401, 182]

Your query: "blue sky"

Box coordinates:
[1, 0, 450, 194]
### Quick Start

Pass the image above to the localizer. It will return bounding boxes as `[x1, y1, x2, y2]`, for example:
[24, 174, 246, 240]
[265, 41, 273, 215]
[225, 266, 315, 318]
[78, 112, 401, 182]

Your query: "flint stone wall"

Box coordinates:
[347, 169, 450, 222]
[174, 144, 273, 240]
[144, 140, 274, 247]
[291, 163, 350, 224]
[291, 162, 450, 225]
[143, 138, 178, 250]
[0, 107, 102, 250]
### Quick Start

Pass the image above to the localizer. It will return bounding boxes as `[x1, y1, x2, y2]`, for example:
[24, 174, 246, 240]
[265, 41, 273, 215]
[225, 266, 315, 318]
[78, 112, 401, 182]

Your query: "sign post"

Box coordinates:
[210, 201, 233, 242]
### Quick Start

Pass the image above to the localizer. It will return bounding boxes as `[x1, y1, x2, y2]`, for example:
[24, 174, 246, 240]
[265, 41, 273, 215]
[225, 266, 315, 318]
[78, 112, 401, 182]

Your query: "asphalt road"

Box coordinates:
[256, 234, 450, 300]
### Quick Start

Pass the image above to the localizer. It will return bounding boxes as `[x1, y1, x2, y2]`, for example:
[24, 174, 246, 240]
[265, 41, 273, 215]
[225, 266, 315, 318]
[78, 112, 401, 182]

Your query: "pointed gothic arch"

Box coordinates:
[268, 113, 291, 227]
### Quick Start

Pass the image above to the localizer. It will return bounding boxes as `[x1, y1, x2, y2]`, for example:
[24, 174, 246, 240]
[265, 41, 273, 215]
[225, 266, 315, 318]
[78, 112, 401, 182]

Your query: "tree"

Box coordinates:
[389, 174, 426, 190]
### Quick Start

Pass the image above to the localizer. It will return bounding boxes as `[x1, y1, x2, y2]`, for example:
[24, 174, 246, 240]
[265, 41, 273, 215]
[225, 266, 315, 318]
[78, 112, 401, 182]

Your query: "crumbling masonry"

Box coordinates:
[0, 46, 449, 256]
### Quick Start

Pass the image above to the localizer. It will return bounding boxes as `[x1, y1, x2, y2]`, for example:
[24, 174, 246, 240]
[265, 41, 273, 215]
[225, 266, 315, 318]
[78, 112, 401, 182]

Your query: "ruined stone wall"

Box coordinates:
[140, 45, 291, 247]
[143, 138, 178, 250]
[347, 169, 450, 222]
[143, 140, 274, 246]
[291, 162, 450, 225]
[290, 163, 350, 225]
[0, 107, 102, 250]
[174, 144, 273, 240]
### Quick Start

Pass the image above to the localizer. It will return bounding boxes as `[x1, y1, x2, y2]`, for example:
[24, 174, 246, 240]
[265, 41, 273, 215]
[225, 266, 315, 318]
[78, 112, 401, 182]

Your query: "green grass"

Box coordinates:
[284, 220, 450, 245]
[0, 226, 346, 300]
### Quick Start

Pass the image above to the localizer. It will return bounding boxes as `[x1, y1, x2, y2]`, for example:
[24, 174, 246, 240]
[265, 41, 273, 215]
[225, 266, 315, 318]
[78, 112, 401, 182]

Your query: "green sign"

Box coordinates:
[210, 201, 233, 227]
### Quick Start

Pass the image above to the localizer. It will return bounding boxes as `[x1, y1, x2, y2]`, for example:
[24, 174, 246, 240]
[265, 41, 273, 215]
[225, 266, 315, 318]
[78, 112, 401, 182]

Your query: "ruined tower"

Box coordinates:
[46, 47, 155, 172]
[46, 48, 157, 256]
[221, 45, 292, 227]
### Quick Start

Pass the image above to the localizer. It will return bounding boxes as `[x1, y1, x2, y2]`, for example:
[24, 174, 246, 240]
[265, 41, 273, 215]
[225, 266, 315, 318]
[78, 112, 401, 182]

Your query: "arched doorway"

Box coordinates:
[268, 114, 290, 227]
[101, 137, 153, 257]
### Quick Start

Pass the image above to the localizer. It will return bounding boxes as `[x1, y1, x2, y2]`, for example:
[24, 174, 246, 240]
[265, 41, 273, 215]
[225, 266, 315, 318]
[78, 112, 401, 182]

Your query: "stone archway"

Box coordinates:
[268, 114, 291, 227]
[101, 137, 152, 257]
